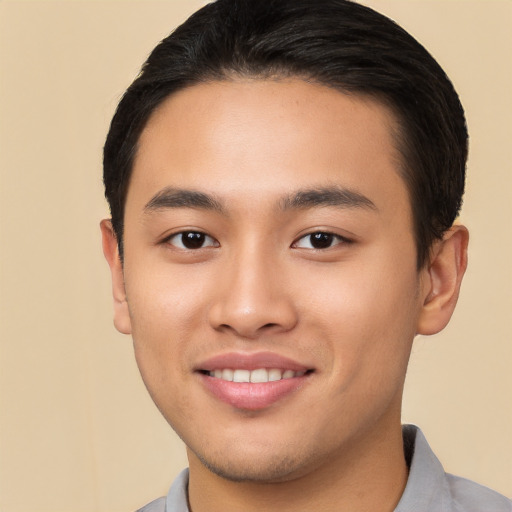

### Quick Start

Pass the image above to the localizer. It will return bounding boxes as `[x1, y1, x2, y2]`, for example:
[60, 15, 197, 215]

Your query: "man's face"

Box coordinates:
[114, 79, 431, 482]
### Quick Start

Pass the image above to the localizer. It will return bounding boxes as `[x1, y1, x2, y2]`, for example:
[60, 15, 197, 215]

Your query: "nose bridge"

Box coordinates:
[208, 240, 297, 338]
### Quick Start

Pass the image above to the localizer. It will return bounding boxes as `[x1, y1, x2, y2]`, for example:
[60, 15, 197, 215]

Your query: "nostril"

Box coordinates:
[208, 295, 298, 338]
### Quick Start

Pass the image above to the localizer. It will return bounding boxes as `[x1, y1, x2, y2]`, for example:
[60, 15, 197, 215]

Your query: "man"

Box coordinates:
[100, 0, 511, 510]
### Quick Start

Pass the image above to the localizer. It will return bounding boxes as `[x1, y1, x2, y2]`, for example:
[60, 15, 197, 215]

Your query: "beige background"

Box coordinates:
[0, 1, 510, 511]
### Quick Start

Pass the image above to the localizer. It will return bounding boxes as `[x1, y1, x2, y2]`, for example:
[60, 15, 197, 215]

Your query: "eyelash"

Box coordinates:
[163, 231, 219, 250]
[163, 230, 351, 251]
[292, 231, 352, 250]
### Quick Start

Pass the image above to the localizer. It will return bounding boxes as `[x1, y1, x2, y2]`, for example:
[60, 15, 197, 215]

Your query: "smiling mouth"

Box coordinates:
[196, 352, 315, 409]
[200, 368, 312, 383]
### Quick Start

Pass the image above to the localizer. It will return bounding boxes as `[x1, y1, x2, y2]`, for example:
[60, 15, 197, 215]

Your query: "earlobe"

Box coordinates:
[417, 225, 469, 336]
[100, 219, 132, 335]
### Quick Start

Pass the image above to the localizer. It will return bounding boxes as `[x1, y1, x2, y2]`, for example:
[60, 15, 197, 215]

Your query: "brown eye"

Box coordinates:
[309, 233, 335, 249]
[294, 231, 348, 249]
[167, 231, 218, 249]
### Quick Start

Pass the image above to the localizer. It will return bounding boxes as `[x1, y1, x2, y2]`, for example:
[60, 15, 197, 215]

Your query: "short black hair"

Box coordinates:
[103, 0, 467, 267]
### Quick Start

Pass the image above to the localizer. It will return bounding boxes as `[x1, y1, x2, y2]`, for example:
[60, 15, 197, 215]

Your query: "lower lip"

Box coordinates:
[200, 374, 310, 410]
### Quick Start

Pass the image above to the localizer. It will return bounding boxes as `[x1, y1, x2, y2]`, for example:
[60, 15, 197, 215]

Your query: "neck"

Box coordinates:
[187, 417, 408, 512]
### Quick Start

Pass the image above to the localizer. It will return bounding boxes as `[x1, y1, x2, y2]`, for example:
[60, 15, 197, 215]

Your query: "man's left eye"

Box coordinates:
[293, 232, 348, 250]
[166, 231, 219, 250]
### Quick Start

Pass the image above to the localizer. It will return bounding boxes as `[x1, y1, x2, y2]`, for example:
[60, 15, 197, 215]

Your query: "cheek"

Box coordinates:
[126, 262, 207, 332]
[126, 271, 206, 428]
[124, 265, 209, 385]
[300, 255, 420, 376]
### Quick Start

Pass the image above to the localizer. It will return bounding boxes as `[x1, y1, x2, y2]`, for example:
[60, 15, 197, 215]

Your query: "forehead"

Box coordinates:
[128, 78, 408, 217]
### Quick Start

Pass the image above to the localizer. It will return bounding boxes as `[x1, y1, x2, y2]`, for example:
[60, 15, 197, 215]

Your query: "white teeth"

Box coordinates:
[222, 369, 234, 381]
[208, 368, 306, 383]
[250, 368, 268, 383]
[268, 369, 282, 381]
[233, 369, 250, 383]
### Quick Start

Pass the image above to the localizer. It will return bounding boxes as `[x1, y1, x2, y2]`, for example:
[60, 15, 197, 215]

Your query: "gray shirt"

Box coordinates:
[137, 425, 511, 512]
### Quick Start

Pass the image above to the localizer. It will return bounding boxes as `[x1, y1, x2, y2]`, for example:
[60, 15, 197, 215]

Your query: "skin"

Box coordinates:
[101, 79, 468, 512]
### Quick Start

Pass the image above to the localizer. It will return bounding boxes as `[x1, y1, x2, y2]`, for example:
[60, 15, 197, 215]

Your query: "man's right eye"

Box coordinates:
[165, 231, 219, 250]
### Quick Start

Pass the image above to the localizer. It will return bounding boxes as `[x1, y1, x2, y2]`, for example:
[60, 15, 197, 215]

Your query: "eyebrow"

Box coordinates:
[280, 186, 377, 212]
[144, 187, 225, 213]
[143, 185, 376, 216]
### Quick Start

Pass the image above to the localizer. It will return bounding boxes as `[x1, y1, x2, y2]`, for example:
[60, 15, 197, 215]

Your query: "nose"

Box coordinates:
[207, 248, 298, 339]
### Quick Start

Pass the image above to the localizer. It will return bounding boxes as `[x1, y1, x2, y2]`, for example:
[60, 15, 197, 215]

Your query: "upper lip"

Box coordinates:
[196, 351, 313, 372]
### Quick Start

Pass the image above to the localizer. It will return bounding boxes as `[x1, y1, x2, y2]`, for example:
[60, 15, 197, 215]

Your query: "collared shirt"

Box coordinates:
[137, 425, 511, 512]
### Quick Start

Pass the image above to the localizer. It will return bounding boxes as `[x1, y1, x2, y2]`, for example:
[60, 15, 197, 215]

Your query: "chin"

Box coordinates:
[190, 444, 317, 484]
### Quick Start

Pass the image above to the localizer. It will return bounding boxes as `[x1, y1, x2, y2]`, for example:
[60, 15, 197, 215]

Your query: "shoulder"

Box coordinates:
[134, 469, 190, 512]
[445, 473, 512, 512]
[397, 425, 511, 512]
[135, 496, 166, 512]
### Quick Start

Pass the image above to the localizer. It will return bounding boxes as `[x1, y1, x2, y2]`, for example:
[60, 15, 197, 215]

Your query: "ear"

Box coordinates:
[100, 219, 132, 334]
[417, 225, 469, 335]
